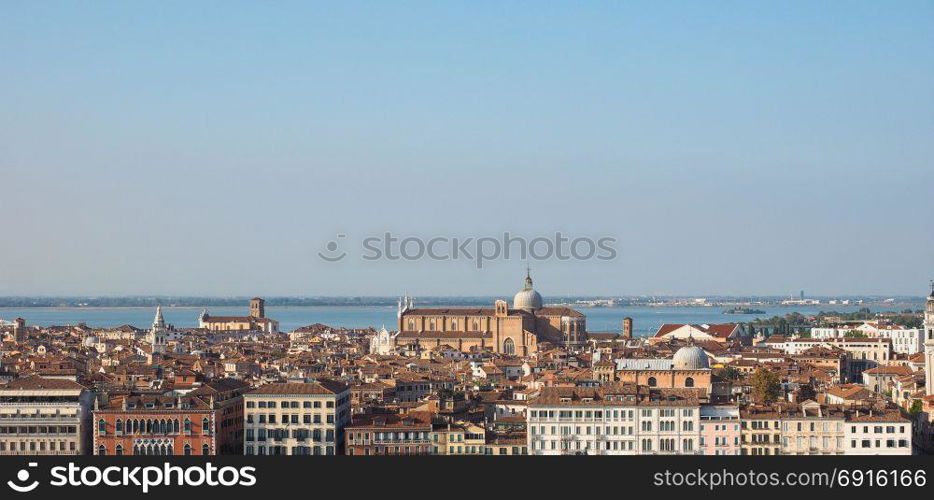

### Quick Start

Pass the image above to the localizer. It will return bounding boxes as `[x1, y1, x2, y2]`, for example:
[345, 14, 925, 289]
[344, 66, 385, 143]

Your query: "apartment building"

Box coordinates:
[243, 380, 350, 456]
[527, 384, 701, 455]
[345, 411, 432, 455]
[844, 408, 912, 455]
[189, 378, 251, 454]
[780, 401, 846, 455]
[699, 404, 741, 455]
[781, 338, 891, 380]
[811, 323, 922, 355]
[432, 421, 487, 455]
[739, 406, 782, 455]
[93, 394, 216, 455]
[0, 377, 92, 455]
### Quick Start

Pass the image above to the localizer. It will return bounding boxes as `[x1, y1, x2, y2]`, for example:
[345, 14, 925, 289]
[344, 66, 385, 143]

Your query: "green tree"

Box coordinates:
[750, 368, 782, 404]
[720, 366, 742, 381]
[798, 383, 816, 401]
[909, 399, 923, 417]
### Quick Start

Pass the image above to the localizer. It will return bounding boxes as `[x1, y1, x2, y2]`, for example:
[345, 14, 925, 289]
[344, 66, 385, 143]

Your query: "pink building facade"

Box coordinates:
[699, 405, 741, 455]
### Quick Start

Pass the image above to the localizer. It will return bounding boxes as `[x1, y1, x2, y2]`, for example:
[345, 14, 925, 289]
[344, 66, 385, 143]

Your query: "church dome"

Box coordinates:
[672, 346, 709, 370]
[513, 270, 543, 311]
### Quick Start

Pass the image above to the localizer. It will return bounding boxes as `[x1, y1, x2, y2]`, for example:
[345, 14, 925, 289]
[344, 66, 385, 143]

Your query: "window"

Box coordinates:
[202, 444, 210, 455]
[202, 418, 210, 433]
[98, 419, 106, 434]
[184, 444, 192, 455]
[503, 338, 516, 355]
[647, 377, 657, 387]
[115, 445, 123, 456]
[684, 377, 694, 388]
[98, 445, 106, 455]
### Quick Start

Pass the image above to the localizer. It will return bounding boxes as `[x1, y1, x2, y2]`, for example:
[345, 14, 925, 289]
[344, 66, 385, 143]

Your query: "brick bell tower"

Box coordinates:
[250, 297, 265, 319]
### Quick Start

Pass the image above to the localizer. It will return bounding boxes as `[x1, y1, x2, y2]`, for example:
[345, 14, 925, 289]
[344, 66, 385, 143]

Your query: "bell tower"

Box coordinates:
[12, 318, 26, 343]
[150, 306, 167, 355]
[250, 297, 265, 318]
[924, 281, 934, 395]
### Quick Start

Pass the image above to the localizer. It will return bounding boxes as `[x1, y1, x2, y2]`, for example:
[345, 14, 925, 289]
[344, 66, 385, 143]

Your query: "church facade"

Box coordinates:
[394, 272, 586, 355]
[199, 297, 279, 333]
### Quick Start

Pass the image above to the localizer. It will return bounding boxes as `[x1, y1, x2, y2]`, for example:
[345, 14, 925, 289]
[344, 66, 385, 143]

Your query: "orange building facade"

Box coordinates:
[92, 394, 217, 456]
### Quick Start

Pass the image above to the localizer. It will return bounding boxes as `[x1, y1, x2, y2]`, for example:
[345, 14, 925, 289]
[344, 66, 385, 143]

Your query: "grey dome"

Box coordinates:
[513, 271, 543, 311]
[672, 346, 709, 370]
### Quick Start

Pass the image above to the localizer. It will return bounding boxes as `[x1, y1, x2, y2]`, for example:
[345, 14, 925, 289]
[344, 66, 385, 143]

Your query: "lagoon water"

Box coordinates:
[0, 304, 892, 337]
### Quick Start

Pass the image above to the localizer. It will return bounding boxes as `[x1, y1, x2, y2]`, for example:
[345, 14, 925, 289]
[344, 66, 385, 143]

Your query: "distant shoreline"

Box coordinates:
[0, 298, 922, 309]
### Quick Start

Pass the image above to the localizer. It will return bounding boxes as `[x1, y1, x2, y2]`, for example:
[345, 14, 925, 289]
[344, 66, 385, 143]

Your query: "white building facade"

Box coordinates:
[527, 385, 700, 455]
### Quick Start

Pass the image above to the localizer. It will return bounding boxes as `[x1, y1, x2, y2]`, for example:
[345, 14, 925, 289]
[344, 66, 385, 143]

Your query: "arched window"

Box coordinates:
[98, 445, 106, 455]
[184, 444, 192, 456]
[115, 419, 123, 433]
[115, 445, 123, 456]
[503, 338, 515, 355]
[167, 445, 173, 455]
[685, 377, 695, 388]
[133, 445, 140, 455]
[174, 419, 180, 433]
[202, 444, 210, 455]
[647, 377, 657, 387]
[184, 418, 191, 432]
[98, 419, 106, 433]
[202, 418, 210, 433]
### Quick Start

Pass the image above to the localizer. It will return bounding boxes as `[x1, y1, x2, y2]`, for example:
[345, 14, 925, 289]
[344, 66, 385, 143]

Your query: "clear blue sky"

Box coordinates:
[1, 1, 932, 297]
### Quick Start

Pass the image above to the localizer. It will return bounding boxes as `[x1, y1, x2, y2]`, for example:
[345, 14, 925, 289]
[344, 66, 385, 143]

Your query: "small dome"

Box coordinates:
[513, 270, 543, 311]
[672, 346, 709, 370]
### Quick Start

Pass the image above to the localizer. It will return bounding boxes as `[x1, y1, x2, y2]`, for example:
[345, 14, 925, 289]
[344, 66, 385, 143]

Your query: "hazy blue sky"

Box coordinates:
[1, 1, 932, 297]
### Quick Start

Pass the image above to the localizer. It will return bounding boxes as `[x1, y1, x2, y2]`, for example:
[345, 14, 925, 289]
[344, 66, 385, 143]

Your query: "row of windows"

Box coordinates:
[98, 418, 209, 435]
[0, 426, 78, 435]
[0, 412, 79, 419]
[246, 414, 334, 425]
[97, 443, 209, 455]
[700, 424, 740, 432]
[530, 424, 694, 436]
[700, 436, 740, 447]
[246, 400, 334, 409]
[406, 318, 484, 331]
[530, 438, 695, 453]
[853, 439, 910, 448]
[246, 428, 335, 442]
[850, 425, 907, 434]
[530, 408, 695, 419]
[0, 440, 77, 452]
[245, 445, 335, 455]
